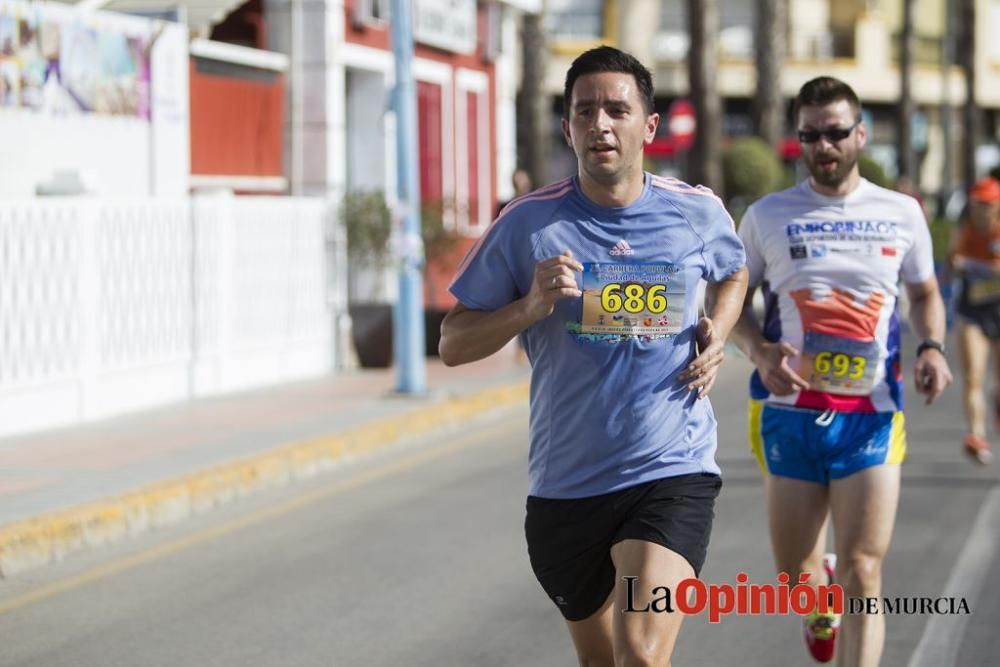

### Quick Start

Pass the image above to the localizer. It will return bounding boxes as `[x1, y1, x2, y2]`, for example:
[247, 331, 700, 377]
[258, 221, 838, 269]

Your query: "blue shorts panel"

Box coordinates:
[753, 403, 906, 485]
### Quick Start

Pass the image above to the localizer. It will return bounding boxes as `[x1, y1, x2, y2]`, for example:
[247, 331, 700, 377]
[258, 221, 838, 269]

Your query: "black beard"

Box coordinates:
[807, 155, 857, 188]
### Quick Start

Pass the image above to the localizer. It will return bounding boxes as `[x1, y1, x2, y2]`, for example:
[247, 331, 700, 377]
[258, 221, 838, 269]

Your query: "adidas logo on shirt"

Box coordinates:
[609, 239, 635, 256]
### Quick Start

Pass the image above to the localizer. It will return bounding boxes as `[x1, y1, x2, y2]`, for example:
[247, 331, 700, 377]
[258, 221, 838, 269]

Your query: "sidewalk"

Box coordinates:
[0, 347, 530, 576]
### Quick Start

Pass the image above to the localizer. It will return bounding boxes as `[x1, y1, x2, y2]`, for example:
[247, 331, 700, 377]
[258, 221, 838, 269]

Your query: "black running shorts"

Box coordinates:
[957, 277, 1000, 339]
[525, 473, 722, 622]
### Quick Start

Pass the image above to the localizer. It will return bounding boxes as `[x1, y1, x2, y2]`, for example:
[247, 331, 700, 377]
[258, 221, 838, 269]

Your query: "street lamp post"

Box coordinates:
[390, 0, 427, 395]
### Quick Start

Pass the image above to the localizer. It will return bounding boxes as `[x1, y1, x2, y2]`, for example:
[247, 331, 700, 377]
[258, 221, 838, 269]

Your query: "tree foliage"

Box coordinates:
[722, 137, 784, 203]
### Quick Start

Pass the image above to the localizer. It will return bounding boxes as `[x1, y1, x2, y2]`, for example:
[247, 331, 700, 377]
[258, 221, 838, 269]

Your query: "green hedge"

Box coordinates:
[722, 137, 783, 205]
[929, 217, 953, 265]
[858, 154, 891, 188]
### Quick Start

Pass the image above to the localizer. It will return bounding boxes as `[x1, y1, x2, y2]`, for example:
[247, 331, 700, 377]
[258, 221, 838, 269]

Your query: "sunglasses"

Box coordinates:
[797, 121, 860, 144]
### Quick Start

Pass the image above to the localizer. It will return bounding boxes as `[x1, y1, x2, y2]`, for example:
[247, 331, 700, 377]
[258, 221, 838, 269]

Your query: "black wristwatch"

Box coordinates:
[916, 339, 945, 358]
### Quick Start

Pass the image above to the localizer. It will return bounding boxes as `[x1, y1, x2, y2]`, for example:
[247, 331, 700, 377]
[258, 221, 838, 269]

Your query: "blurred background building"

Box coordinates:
[538, 0, 1000, 202]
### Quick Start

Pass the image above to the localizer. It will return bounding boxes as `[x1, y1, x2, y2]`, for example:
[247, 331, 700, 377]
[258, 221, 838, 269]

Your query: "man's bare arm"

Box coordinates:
[906, 276, 952, 404]
[439, 251, 583, 366]
[678, 267, 748, 398]
[439, 301, 535, 366]
[729, 285, 765, 362]
[729, 285, 810, 396]
[704, 266, 749, 341]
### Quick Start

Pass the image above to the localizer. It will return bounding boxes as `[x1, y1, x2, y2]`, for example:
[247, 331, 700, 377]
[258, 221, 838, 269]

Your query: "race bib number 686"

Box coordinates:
[580, 262, 686, 336]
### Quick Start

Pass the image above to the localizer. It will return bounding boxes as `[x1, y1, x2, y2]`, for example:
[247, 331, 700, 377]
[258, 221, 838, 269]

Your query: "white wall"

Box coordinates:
[150, 23, 191, 197]
[0, 5, 188, 198]
[0, 194, 336, 438]
[0, 110, 150, 196]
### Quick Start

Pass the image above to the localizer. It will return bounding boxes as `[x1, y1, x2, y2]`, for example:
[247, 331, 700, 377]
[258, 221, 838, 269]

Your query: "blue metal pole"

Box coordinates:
[390, 0, 427, 394]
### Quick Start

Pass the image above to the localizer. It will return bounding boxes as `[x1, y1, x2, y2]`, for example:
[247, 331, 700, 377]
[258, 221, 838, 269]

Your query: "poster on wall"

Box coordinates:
[0, 11, 19, 106]
[0, 0, 150, 118]
[19, 11, 47, 110]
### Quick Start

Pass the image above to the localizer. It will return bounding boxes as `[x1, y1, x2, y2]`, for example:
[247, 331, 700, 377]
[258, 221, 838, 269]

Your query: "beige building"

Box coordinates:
[540, 0, 1000, 193]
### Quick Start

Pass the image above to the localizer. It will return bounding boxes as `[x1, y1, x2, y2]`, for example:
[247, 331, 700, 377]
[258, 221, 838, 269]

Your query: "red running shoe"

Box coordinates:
[803, 554, 840, 663]
[963, 433, 994, 465]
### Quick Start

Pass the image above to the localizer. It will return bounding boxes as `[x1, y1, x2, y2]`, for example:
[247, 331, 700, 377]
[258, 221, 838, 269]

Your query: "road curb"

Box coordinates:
[0, 382, 529, 578]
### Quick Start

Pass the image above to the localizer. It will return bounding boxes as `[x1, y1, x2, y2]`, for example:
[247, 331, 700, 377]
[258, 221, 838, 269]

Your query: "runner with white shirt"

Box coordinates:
[731, 77, 952, 666]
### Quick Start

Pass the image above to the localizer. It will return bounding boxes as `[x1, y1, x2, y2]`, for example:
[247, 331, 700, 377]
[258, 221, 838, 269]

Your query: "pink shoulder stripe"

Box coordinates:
[495, 177, 573, 218]
[651, 176, 733, 224]
[651, 175, 716, 198]
[451, 179, 574, 284]
[524, 177, 574, 199]
[495, 178, 573, 223]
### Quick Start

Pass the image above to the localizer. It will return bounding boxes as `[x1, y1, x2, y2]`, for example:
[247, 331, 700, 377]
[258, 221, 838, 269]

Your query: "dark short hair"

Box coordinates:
[563, 45, 655, 118]
[793, 76, 862, 125]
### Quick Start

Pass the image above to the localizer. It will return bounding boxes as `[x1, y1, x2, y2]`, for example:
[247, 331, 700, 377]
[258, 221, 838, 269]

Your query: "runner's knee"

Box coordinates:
[575, 651, 614, 667]
[841, 552, 883, 593]
[615, 634, 670, 667]
[572, 630, 615, 667]
[614, 639, 663, 667]
[963, 372, 985, 390]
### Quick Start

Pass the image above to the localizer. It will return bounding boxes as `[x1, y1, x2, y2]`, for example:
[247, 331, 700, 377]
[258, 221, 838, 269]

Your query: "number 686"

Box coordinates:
[600, 283, 668, 314]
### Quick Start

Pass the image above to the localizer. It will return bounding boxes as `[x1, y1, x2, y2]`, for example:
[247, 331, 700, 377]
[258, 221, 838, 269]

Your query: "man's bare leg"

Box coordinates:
[829, 464, 901, 667]
[958, 321, 989, 437]
[565, 592, 615, 667]
[766, 475, 830, 584]
[609, 539, 693, 667]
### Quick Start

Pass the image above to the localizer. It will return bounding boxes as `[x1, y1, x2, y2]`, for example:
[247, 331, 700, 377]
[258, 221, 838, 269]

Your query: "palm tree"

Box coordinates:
[688, 0, 723, 193]
[518, 9, 551, 188]
[752, 0, 787, 150]
[897, 0, 916, 182]
[958, 0, 978, 191]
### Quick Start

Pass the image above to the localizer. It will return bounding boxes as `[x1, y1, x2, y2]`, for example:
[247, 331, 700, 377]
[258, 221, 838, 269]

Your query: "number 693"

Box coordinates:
[814, 352, 866, 380]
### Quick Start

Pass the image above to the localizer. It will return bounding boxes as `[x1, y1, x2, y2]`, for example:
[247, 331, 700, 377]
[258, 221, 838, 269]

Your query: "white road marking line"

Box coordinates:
[907, 484, 1000, 667]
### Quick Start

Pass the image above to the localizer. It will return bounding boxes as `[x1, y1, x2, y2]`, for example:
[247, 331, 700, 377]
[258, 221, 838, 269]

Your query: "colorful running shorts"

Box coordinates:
[749, 401, 906, 484]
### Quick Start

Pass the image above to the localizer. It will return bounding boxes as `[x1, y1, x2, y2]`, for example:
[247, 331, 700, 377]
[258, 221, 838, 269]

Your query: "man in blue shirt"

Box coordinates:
[440, 46, 748, 665]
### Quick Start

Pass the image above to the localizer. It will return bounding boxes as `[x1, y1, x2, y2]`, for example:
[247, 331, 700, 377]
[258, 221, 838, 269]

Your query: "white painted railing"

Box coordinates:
[0, 193, 343, 438]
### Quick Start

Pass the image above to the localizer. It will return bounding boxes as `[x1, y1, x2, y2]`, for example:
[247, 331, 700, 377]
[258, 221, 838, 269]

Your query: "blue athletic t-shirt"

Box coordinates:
[450, 173, 746, 498]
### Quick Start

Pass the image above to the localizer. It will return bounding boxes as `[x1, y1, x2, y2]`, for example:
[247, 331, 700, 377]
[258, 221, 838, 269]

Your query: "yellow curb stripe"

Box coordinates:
[0, 382, 528, 578]
[0, 421, 511, 616]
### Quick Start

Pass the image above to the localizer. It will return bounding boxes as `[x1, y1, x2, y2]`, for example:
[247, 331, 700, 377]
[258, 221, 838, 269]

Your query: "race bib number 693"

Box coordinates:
[801, 331, 880, 396]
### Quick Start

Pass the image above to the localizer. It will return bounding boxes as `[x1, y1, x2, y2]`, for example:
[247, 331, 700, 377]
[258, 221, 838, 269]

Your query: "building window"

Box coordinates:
[352, 0, 389, 28]
[718, 0, 753, 60]
[482, 1, 502, 62]
[465, 91, 481, 228]
[455, 84, 490, 232]
[546, 0, 604, 40]
[657, 0, 688, 61]
[657, 0, 754, 61]
[828, 0, 863, 59]
[888, 0, 946, 66]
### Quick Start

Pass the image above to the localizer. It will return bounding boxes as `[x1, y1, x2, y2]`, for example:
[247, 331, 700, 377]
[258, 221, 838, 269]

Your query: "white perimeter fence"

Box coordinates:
[0, 192, 347, 438]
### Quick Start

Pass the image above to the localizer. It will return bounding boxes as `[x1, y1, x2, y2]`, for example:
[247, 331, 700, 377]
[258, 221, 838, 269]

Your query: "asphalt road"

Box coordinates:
[0, 348, 997, 666]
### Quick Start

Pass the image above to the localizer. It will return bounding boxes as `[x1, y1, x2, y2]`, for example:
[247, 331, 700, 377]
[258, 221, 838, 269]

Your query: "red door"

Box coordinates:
[416, 81, 443, 207]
